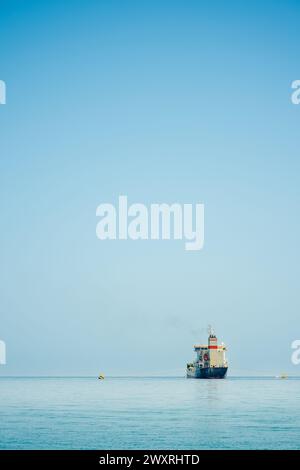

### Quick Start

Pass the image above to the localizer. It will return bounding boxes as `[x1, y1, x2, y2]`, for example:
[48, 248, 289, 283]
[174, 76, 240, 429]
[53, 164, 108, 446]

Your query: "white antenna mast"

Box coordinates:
[207, 324, 214, 336]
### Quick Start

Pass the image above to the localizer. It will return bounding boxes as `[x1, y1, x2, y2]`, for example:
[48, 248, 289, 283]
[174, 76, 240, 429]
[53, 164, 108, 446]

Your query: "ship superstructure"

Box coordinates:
[186, 327, 228, 379]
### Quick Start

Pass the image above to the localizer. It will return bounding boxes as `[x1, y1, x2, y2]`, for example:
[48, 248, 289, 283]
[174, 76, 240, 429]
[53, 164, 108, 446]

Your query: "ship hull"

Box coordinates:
[187, 366, 228, 379]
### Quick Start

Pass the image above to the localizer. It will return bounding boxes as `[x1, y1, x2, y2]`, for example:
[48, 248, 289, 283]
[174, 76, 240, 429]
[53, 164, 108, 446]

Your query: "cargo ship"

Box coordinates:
[186, 327, 228, 379]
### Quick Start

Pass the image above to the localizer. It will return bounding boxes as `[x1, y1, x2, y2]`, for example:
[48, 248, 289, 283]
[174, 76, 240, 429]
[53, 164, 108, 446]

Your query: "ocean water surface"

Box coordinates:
[0, 377, 299, 450]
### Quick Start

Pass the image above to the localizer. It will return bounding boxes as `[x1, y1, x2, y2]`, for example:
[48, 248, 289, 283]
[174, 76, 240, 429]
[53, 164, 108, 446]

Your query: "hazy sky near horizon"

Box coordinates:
[0, 0, 300, 375]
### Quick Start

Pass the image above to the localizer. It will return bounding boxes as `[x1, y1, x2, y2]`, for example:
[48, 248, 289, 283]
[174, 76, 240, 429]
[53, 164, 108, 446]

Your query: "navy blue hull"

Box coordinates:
[187, 367, 228, 379]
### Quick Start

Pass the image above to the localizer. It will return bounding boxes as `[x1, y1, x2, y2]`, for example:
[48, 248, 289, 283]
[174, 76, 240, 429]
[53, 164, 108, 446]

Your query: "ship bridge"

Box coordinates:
[194, 345, 208, 351]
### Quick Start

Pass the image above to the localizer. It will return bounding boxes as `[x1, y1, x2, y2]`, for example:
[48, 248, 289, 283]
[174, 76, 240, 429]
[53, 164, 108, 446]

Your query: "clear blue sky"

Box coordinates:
[0, 0, 299, 375]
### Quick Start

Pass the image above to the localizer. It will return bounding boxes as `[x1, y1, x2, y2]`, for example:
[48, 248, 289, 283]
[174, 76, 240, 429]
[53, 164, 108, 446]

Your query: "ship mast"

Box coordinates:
[207, 324, 214, 336]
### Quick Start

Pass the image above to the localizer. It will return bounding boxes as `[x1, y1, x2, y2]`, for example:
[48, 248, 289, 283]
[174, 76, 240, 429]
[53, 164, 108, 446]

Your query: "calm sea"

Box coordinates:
[0, 377, 299, 450]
